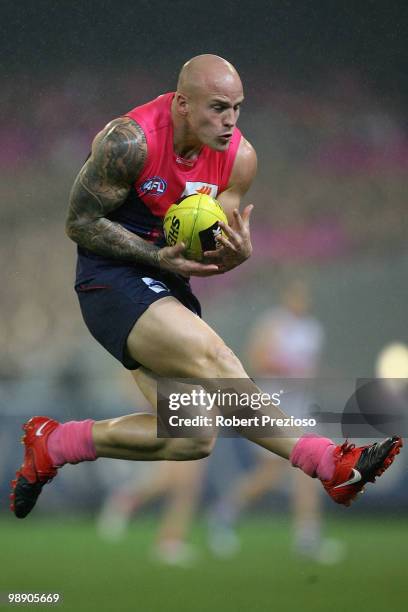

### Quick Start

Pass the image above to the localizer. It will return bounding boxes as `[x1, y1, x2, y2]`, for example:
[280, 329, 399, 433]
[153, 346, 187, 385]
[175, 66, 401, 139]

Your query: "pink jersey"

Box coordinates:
[106, 92, 242, 245]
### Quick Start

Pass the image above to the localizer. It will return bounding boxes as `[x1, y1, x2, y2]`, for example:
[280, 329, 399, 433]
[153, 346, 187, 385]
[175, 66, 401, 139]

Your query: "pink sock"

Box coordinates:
[47, 420, 97, 467]
[290, 434, 336, 481]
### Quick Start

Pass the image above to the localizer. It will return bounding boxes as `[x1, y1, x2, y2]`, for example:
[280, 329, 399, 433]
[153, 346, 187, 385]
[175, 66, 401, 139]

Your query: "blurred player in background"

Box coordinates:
[98, 459, 206, 566]
[11, 54, 402, 520]
[209, 279, 343, 562]
[97, 370, 207, 566]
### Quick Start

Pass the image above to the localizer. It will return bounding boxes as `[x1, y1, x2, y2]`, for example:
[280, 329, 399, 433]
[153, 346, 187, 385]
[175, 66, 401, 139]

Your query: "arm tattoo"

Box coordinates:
[66, 117, 160, 267]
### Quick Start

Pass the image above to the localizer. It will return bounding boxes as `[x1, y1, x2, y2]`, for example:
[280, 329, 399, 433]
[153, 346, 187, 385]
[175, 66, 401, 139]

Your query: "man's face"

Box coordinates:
[186, 84, 244, 151]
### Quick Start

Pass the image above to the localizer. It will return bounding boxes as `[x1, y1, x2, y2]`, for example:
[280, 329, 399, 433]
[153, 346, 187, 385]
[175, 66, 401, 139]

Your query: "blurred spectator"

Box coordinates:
[208, 279, 344, 563]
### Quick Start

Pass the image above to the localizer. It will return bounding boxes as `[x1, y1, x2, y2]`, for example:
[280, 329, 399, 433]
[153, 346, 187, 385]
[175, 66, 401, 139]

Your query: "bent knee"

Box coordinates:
[213, 343, 246, 377]
[188, 340, 246, 379]
[166, 436, 216, 460]
[190, 436, 216, 459]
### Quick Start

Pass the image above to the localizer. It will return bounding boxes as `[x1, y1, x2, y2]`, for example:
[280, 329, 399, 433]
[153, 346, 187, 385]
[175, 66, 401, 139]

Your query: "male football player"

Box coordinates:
[11, 55, 402, 518]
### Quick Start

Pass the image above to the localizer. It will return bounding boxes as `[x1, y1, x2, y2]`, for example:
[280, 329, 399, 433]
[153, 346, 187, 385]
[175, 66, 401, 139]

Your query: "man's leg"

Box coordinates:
[11, 297, 402, 517]
[218, 454, 287, 515]
[97, 367, 207, 542]
[124, 297, 403, 504]
[152, 459, 207, 565]
[10, 331, 217, 519]
[92, 358, 217, 461]
[125, 297, 301, 458]
[208, 452, 286, 555]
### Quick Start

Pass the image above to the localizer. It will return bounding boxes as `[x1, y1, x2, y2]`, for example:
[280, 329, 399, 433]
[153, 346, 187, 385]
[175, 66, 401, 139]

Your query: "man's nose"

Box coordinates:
[223, 109, 235, 128]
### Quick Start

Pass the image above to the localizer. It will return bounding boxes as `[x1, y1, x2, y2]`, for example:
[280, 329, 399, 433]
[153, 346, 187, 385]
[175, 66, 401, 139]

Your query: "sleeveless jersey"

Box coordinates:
[76, 92, 242, 283]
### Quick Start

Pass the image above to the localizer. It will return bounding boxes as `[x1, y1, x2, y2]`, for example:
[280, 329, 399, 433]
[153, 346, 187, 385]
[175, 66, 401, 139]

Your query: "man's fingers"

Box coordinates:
[189, 267, 222, 277]
[241, 204, 254, 225]
[191, 268, 224, 277]
[203, 250, 223, 262]
[216, 234, 237, 251]
[218, 222, 241, 248]
[168, 242, 186, 255]
[185, 261, 219, 276]
[231, 208, 243, 231]
[159, 243, 221, 276]
[233, 204, 253, 229]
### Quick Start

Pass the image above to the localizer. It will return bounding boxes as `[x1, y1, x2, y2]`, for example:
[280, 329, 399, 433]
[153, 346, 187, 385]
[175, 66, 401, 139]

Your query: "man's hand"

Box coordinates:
[203, 205, 253, 273]
[158, 243, 220, 278]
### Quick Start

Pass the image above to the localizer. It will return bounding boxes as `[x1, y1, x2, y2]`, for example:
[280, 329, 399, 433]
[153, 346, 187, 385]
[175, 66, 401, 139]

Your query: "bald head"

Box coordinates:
[172, 54, 244, 153]
[177, 54, 242, 98]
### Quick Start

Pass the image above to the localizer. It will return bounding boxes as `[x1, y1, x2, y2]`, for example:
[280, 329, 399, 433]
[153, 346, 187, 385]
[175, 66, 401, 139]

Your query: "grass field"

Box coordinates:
[0, 515, 406, 612]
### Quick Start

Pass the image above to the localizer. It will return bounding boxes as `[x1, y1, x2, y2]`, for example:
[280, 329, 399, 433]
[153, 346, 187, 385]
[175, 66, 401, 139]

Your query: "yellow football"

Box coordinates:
[163, 193, 228, 260]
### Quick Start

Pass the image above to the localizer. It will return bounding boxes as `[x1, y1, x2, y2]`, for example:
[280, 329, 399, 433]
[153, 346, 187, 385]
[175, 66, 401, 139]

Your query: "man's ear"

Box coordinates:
[174, 92, 189, 116]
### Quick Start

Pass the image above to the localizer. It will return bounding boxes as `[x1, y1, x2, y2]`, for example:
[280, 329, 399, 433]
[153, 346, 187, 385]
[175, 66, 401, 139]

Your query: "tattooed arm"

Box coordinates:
[66, 117, 219, 276]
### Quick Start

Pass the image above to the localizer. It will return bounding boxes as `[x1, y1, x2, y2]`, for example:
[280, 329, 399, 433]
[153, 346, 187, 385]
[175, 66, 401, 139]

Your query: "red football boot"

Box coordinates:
[322, 436, 403, 506]
[10, 416, 60, 518]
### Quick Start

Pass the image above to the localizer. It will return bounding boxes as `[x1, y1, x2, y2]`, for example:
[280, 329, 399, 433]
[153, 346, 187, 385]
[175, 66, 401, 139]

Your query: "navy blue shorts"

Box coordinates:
[75, 264, 201, 370]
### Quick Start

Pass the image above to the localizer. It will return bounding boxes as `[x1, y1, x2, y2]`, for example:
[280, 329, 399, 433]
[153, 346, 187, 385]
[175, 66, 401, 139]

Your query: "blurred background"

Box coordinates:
[1, 1, 407, 611]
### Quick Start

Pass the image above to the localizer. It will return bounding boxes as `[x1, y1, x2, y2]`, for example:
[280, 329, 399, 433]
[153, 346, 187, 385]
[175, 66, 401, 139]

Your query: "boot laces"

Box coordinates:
[340, 441, 355, 454]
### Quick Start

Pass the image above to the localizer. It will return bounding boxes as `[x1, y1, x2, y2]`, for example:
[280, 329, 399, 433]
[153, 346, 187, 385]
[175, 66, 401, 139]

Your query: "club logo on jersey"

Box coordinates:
[139, 177, 167, 196]
[142, 277, 169, 294]
[182, 182, 218, 197]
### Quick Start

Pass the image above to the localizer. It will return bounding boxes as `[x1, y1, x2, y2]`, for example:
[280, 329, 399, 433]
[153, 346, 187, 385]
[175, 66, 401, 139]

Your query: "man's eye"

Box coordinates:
[212, 105, 224, 111]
